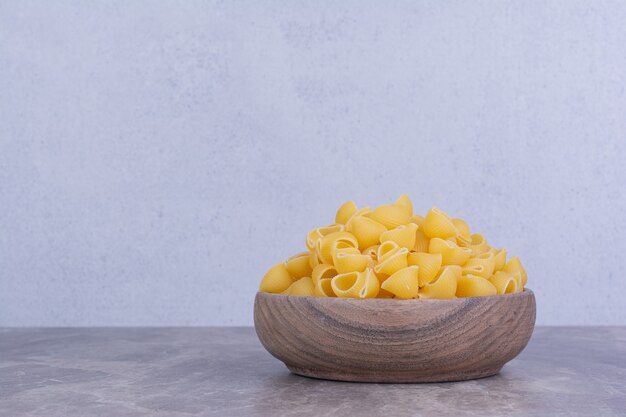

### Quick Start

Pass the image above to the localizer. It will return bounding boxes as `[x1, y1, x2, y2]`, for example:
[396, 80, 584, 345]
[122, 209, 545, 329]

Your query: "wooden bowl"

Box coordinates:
[254, 289, 536, 383]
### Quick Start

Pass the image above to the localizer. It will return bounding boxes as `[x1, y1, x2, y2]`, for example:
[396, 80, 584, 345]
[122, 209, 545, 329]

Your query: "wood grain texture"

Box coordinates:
[254, 289, 536, 383]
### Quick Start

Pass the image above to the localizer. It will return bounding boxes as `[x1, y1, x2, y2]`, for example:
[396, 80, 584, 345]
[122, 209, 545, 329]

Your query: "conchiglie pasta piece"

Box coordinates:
[351, 206, 372, 218]
[462, 252, 496, 278]
[453, 219, 471, 248]
[379, 223, 418, 249]
[381, 266, 419, 299]
[428, 238, 472, 266]
[284, 277, 315, 296]
[377, 241, 400, 262]
[489, 271, 519, 294]
[333, 248, 369, 274]
[344, 207, 371, 230]
[456, 274, 497, 298]
[408, 252, 443, 286]
[394, 194, 413, 217]
[331, 271, 370, 298]
[423, 207, 457, 239]
[335, 200, 358, 225]
[410, 214, 425, 226]
[502, 256, 527, 286]
[285, 252, 313, 279]
[306, 224, 344, 252]
[335, 247, 360, 255]
[367, 204, 411, 229]
[462, 264, 489, 279]
[452, 218, 471, 242]
[492, 248, 508, 272]
[413, 228, 430, 253]
[306, 230, 321, 252]
[374, 247, 409, 276]
[314, 278, 336, 297]
[377, 288, 395, 298]
[318, 232, 359, 264]
[311, 264, 338, 285]
[362, 245, 379, 261]
[419, 265, 461, 299]
[359, 268, 380, 298]
[308, 249, 323, 269]
[259, 262, 293, 293]
[346, 216, 387, 250]
[376, 272, 390, 284]
[362, 245, 379, 269]
[511, 272, 524, 289]
[469, 233, 490, 257]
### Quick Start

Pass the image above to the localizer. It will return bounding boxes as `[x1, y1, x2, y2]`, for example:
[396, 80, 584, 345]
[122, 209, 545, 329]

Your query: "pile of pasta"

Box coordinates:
[259, 195, 527, 299]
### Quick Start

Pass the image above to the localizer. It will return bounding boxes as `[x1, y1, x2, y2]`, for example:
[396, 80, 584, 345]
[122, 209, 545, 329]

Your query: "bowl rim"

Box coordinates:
[257, 288, 533, 303]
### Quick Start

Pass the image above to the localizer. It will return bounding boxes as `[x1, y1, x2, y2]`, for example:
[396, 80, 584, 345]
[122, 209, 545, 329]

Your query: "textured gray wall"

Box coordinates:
[1, 1, 625, 326]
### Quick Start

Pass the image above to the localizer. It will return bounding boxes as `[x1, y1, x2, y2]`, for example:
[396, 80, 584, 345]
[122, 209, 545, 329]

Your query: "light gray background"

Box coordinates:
[1, 1, 625, 326]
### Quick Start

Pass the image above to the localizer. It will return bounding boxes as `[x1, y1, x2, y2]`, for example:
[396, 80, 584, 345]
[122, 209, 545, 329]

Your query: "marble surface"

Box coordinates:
[0, 327, 624, 417]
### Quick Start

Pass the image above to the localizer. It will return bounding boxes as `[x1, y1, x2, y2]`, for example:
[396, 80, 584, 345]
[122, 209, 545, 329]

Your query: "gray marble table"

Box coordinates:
[0, 327, 625, 417]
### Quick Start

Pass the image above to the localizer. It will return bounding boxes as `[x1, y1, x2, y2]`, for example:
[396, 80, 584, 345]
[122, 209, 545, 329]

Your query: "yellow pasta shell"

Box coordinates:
[336, 247, 361, 255]
[331, 271, 364, 298]
[311, 264, 338, 285]
[410, 214, 425, 226]
[502, 256, 527, 286]
[379, 223, 418, 249]
[456, 274, 497, 298]
[492, 248, 508, 272]
[366, 204, 411, 229]
[419, 265, 461, 299]
[462, 252, 496, 278]
[362, 245, 380, 261]
[359, 268, 380, 298]
[330, 269, 378, 299]
[452, 218, 471, 242]
[347, 215, 387, 250]
[285, 252, 313, 279]
[489, 271, 519, 294]
[376, 288, 395, 298]
[306, 224, 344, 252]
[284, 277, 315, 296]
[412, 228, 430, 253]
[462, 264, 488, 278]
[381, 266, 419, 299]
[335, 200, 358, 225]
[308, 250, 323, 269]
[469, 233, 490, 257]
[394, 194, 413, 217]
[344, 207, 371, 230]
[374, 247, 409, 276]
[318, 231, 359, 264]
[259, 262, 293, 293]
[428, 238, 472, 266]
[314, 277, 336, 297]
[456, 236, 472, 248]
[423, 207, 457, 239]
[377, 241, 400, 262]
[408, 252, 443, 286]
[333, 248, 369, 274]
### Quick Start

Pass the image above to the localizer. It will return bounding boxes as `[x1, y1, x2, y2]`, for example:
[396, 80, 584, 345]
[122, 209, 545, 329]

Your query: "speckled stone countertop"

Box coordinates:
[1, 327, 624, 417]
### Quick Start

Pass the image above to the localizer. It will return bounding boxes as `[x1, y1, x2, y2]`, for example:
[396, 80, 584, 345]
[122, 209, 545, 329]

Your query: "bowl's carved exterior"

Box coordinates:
[254, 290, 536, 383]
